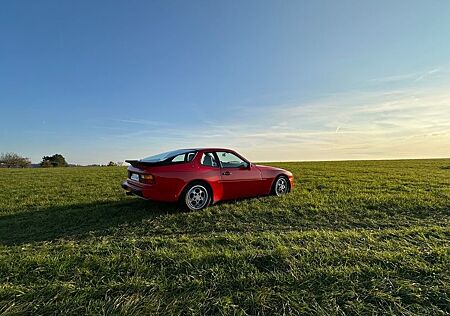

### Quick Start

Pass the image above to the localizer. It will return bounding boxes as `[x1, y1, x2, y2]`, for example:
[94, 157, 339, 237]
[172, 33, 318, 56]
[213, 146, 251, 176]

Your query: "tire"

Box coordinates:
[181, 182, 212, 211]
[272, 175, 290, 196]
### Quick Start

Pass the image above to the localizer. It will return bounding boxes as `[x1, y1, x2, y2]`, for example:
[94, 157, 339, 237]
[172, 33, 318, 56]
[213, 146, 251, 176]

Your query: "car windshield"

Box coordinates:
[141, 149, 197, 162]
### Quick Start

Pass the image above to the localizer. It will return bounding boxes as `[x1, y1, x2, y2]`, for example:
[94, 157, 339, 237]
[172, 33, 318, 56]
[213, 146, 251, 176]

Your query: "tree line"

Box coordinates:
[0, 153, 69, 168]
[0, 152, 124, 168]
[0, 153, 31, 168]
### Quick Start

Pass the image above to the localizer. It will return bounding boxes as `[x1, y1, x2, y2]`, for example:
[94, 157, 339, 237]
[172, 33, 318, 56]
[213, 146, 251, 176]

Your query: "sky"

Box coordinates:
[1, 0, 450, 165]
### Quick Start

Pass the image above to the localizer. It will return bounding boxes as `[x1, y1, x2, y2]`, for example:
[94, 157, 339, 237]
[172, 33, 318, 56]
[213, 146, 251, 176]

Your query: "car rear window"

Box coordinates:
[171, 152, 197, 163]
[141, 149, 197, 163]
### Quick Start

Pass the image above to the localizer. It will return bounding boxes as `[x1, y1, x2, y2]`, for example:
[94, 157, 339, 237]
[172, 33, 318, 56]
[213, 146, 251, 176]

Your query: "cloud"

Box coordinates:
[90, 84, 450, 162]
[371, 67, 443, 83]
[184, 87, 450, 161]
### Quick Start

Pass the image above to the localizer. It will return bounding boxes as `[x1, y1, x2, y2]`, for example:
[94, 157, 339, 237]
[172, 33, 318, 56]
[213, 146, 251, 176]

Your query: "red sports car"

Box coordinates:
[122, 148, 293, 211]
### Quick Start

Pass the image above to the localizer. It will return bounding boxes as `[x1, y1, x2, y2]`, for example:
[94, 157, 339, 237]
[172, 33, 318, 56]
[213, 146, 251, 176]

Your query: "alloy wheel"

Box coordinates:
[185, 185, 209, 210]
[275, 177, 288, 196]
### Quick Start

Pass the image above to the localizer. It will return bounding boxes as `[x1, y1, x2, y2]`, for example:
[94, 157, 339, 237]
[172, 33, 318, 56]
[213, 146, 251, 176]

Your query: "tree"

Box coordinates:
[40, 160, 53, 168]
[41, 154, 68, 167]
[107, 161, 117, 166]
[0, 152, 31, 168]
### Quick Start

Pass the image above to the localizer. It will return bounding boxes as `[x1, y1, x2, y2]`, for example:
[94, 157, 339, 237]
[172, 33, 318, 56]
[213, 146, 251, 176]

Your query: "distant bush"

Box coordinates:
[0, 152, 31, 168]
[107, 161, 117, 166]
[40, 154, 69, 167]
[40, 160, 53, 168]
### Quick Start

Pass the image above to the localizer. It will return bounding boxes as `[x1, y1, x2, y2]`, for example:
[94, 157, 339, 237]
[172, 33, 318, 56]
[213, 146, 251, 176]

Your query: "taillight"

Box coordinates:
[140, 174, 155, 184]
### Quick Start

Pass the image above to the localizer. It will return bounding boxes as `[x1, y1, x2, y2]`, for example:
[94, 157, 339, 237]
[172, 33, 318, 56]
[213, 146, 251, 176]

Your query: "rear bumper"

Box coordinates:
[121, 182, 145, 198]
[121, 180, 180, 202]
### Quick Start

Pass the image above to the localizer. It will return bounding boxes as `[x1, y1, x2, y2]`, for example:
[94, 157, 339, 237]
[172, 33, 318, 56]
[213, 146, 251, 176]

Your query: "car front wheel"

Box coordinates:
[182, 183, 211, 211]
[273, 175, 290, 196]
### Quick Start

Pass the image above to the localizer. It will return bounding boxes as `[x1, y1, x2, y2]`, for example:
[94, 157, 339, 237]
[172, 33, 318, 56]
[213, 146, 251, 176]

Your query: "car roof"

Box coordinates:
[140, 148, 237, 162]
[183, 148, 235, 152]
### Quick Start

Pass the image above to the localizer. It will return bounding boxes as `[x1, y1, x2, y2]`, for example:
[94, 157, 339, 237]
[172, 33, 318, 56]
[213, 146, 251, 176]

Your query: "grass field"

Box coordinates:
[0, 159, 449, 315]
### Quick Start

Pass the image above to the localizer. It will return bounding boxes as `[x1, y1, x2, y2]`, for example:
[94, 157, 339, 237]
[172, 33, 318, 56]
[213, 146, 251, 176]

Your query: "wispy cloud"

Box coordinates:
[87, 69, 450, 162]
[371, 66, 443, 83]
[93, 87, 450, 162]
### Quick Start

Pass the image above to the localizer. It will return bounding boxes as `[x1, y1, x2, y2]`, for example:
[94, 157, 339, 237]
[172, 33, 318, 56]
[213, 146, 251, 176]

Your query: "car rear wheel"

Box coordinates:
[273, 175, 290, 196]
[182, 183, 211, 211]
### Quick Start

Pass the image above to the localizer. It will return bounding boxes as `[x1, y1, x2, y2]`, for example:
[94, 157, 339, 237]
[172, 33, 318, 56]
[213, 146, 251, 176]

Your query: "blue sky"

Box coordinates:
[1, 1, 450, 164]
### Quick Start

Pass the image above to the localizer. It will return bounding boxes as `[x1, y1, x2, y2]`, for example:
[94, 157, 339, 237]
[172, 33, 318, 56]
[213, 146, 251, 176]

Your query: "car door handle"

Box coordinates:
[222, 171, 232, 176]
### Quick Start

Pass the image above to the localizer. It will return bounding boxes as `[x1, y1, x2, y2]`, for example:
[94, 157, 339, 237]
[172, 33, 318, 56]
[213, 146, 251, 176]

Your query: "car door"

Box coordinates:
[215, 151, 263, 200]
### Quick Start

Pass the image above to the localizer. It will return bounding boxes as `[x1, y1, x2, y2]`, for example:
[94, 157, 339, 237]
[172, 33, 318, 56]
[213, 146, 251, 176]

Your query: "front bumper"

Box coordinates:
[288, 175, 294, 190]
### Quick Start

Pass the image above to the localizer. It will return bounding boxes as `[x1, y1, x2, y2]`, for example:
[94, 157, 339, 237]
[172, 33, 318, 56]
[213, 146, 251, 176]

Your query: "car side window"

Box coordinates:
[216, 151, 247, 168]
[171, 152, 196, 163]
[171, 154, 186, 162]
[186, 152, 196, 162]
[200, 152, 218, 167]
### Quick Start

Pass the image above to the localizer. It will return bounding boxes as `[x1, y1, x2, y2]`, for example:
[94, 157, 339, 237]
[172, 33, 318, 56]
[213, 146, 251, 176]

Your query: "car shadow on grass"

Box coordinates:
[0, 199, 179, 245]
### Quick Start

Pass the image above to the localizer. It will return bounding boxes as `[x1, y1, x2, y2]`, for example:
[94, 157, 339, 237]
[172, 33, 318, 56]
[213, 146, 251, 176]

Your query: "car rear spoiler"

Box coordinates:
[126, 160, 160, 168]
[125, 160, 176, 168]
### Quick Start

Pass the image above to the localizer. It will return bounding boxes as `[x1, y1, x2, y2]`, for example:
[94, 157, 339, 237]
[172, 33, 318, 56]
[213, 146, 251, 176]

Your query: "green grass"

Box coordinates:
[0, 159, 449, 315]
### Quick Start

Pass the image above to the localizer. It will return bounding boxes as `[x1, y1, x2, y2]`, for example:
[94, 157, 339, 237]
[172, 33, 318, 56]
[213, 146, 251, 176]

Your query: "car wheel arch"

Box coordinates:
[271, 174, 291, 194]
[179, 179, 214, 203]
